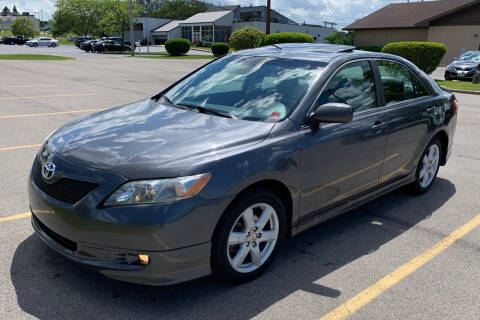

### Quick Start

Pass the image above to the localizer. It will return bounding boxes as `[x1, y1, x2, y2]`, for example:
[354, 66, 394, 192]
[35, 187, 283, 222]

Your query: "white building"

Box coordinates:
[147, 5, 335, 45]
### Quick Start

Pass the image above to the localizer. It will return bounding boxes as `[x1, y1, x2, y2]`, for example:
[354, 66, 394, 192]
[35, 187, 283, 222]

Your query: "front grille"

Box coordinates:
[32, 157, 99, 204]
[455, 67, 474, 71]
[33, 214, 77, 252]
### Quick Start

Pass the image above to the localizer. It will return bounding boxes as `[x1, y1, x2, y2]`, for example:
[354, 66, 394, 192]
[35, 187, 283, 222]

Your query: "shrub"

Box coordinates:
[165, 38, 191, 56]
[381, 42, 447, 74]
[211, 42, 230, 56]
[11, 17, 38, 37]
[230, 26, 265, 51]
[261, 32, 315, 47]
[325, 31, 353, 45]
[356, 45, 383, 52]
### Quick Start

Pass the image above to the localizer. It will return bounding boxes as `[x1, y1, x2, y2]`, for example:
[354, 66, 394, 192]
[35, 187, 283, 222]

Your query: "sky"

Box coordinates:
[0, 0, 430, 29]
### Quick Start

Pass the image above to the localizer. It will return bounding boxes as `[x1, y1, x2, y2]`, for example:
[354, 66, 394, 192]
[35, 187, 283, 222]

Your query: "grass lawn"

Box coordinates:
[132, 54, 216, 60]
[58, 38, 74, 46]
[0, 30, 13, 36]
[436, 80, 480, 92]
[0, 54, 74, 61]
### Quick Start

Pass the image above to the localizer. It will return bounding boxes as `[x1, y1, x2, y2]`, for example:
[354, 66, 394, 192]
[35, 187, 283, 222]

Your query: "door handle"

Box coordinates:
[426, 107, 435, 114]
[371, 121, 388, 130]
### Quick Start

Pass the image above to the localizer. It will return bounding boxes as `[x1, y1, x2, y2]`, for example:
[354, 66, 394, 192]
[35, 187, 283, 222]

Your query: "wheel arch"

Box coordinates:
[211, 179, 294, 243]
[433, 130, 449, 166]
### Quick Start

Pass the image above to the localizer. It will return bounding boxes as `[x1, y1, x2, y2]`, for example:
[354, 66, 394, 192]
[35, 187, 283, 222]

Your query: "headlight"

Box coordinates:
[104, 173, 212, 206]
[446, 65, 455, 71]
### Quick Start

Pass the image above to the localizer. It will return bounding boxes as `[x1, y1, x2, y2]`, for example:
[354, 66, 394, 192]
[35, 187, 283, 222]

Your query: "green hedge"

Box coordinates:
[230, 26, 265, 51]
[211, 43, 230, 56]
[261, 32, 315, 46]
[165, 38, 191, 56]
[356, 45, 383, 52]
[381, 42, 447, 74]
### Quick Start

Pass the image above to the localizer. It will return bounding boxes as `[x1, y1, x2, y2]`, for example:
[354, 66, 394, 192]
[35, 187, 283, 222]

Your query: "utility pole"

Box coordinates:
[129, 0, 135, 56]
[146, 0, 150, 54]
[266, 0, 271, 35]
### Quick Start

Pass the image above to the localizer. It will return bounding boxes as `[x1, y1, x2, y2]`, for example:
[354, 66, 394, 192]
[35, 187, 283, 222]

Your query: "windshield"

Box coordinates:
[165, 55, 325, 122]
[457, 52, 480, 62]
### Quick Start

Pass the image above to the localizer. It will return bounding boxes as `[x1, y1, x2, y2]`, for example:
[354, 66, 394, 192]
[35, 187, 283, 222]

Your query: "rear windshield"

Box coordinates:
[165, 55, 325, 122]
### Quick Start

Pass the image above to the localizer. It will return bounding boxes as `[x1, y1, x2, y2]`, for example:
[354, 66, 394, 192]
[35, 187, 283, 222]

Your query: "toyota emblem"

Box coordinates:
[42, 161, 56, 181]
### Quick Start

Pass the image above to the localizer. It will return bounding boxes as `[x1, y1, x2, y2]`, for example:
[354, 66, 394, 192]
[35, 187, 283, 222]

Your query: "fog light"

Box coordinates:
[138, 254, 149, 265]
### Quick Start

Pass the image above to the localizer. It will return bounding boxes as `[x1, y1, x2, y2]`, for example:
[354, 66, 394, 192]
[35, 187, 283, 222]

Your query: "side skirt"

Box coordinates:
[292, 174, 415, 236]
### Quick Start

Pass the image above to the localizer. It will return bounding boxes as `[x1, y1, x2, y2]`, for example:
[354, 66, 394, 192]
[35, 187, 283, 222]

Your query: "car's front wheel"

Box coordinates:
[212, 189, 286, 283]
[411, 138, 442, 194]
[33, 43, 38, 47]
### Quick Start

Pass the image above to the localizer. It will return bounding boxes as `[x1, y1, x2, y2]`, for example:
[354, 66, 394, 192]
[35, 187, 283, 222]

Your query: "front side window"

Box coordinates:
[377, 60, 417, 105]
[317, 61, 376, 112]
[165, 56, 325, 122]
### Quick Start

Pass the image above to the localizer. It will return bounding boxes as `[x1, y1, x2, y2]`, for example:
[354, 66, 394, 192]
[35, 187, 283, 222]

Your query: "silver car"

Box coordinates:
[26, 37, 59, 47]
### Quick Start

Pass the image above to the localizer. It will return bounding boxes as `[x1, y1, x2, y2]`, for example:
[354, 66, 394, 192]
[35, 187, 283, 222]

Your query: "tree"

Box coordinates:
[11, 17, 38, 37]
[1, 6, 11, 16]
[12, 5, 19, 16]
[52, 0, 104, 36]
[325, 31, 353, 45]
[150, 0, 208, 20]
[101, 0, 141, 43]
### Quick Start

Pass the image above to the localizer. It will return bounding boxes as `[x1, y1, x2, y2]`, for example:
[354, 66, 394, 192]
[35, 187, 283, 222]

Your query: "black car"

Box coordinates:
[2, 35, 28, 45]
[80, 39, 98, 52]
[75, 36, 93, 47]
[444, 51, 480, 80]
[93, 40, 131, 53]
[29, 44, 457, 285]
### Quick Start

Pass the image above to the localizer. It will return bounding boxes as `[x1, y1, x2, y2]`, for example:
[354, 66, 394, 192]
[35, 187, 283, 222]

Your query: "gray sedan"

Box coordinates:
[29, 44, 457, 286]
[26, 37, 59, 47]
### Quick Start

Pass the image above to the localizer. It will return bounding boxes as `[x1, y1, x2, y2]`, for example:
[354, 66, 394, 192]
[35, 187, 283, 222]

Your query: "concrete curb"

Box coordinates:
[447, 88, 480, 95]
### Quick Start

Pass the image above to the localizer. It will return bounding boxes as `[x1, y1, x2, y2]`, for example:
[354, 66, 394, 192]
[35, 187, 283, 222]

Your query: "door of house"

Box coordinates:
[193, 32, 201, 43]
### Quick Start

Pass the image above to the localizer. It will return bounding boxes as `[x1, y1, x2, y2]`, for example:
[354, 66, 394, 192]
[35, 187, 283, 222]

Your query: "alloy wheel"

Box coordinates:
[419, 144, 440, 188]
[227, 203, 279, 273]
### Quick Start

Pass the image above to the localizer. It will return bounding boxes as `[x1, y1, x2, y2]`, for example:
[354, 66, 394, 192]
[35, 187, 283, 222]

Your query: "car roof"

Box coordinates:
[232, 43, 394, 64]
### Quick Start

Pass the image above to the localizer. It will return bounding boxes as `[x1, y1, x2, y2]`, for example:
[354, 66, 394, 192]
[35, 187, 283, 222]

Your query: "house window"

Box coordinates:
[214, 26, 232, 43]
[240, 11, 262, 21]
[134, 23, 143, 31]
[201, 25, 213, 43]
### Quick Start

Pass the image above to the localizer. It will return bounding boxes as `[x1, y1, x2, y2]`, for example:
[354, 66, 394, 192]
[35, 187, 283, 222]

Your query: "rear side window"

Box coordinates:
[412, 75, 430, 98]
[318, 61, 376, 112]
[377, 60, 428, 105]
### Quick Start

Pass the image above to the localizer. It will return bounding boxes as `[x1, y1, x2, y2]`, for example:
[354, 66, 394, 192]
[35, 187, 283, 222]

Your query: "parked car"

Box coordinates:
[75, 36, 93, 47]
[2, 35, 29, 45]
[444, 51, 480, 80]
[29, 44, 457, 286]
[26, 37, 59, 47]
[92, 40, 131, 53]
[79, 39, 98, 52]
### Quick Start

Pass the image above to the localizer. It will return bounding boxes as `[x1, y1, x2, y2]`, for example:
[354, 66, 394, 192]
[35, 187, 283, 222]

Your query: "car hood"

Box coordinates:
[449, 61, 479, 68]
[46, 99, 275, 179]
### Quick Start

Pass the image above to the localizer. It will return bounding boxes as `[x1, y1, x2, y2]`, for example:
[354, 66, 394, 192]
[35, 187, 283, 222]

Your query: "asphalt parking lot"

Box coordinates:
[0, 50, 479, 320]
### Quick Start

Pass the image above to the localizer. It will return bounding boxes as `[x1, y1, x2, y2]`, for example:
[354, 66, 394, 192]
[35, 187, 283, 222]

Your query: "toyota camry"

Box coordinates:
[29, 44, 457, 285]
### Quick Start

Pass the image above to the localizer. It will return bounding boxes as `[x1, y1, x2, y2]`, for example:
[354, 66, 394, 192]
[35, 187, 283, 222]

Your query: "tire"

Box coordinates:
[33, 43, 38, 47]
[410, 138, 442, 194]
[211, 188, 287, 283]
[51, 43, 56, 48]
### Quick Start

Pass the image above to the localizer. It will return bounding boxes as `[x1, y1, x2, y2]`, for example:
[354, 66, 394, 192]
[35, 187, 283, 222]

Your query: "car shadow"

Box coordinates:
[11, 178, 455, 320]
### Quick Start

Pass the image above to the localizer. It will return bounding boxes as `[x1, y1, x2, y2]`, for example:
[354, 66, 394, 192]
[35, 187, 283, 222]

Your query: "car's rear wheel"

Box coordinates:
[212, 188, 286, 283]
[411, 138, 442, 194]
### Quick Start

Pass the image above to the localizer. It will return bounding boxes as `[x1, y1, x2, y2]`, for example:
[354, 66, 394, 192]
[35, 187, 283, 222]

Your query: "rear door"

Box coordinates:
[374, 60, 439, 184]
[300, 60, 389, 220]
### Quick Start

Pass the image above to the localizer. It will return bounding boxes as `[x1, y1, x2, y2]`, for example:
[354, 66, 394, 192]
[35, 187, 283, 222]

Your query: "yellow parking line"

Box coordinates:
[0, 212, 30, 223]
[0, 108, 106, 119]
[0, 84, 58, 88]
[320, 214, 480, 320]
[0, 144, 42, 152]
[0, 93, 96, 101]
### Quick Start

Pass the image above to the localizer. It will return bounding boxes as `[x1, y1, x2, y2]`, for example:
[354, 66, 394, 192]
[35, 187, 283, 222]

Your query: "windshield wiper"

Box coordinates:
[327, 89, 349, 105]
[188, 105, 233, 119]
[162, 95, 188, 110]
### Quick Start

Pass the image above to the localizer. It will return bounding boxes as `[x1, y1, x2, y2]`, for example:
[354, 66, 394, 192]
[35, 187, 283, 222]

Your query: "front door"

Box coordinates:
[300, 60, 388, 220]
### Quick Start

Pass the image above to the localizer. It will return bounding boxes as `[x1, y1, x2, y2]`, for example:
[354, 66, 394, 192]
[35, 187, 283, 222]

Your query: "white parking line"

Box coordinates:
[0, 93, 96, 101]
[0, 84, 58, 88]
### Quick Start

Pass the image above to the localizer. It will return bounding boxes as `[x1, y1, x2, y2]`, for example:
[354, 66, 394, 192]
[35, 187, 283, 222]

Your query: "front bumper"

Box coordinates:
[29, 154, 235, 285]
[445, 69, 477, 79]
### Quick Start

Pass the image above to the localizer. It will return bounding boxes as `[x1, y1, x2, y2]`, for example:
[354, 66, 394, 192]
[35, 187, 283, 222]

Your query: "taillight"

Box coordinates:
[452, 100, 458, 113]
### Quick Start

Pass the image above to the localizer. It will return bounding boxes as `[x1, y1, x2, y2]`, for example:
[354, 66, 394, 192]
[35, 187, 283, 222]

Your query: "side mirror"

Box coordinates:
[310, 103, 354, 124]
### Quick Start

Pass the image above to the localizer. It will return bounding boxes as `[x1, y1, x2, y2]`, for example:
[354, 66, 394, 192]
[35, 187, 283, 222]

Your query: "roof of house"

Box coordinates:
[180, 10, 232, 24]
[152, 20, 182, 33]
[345, 0, 479, 30]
